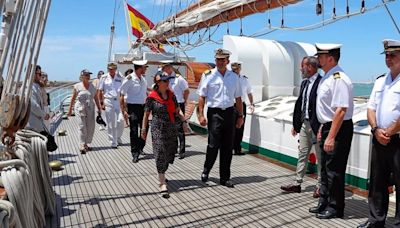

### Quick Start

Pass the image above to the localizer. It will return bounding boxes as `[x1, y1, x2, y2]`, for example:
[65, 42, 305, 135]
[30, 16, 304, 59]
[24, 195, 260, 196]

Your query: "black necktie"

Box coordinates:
[301, 79, 310, 121]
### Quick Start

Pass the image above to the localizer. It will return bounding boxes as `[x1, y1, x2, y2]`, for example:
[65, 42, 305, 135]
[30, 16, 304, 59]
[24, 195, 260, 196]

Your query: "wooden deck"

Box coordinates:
[47, 115, 396, 228]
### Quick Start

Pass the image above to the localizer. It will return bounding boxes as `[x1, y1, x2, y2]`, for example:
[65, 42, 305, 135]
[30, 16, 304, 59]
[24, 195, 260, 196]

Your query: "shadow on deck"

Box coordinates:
[46, 115, 395, 228]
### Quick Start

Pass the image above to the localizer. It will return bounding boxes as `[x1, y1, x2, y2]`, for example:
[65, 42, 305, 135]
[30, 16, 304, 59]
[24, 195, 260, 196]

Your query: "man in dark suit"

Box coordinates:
[281, 56, 322, 197]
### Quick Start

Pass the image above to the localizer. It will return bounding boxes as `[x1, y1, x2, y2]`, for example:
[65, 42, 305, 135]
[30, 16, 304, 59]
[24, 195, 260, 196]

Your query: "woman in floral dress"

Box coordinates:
[141, 73, 185, 198]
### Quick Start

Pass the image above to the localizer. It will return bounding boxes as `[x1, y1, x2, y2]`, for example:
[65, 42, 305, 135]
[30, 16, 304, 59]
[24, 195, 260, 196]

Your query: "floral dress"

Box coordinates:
[144, 94, 179, 173]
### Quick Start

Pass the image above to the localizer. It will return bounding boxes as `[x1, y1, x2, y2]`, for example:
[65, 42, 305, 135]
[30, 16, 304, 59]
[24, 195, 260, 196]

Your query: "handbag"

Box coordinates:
[40, 125, 58, 152]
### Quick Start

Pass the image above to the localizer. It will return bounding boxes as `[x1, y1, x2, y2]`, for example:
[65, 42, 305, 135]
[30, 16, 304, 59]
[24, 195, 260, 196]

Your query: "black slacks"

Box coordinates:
[368, 134, 400, 227]
[127, 104, 145, 156]
[177, 102, 185, 154]
[234, 102, 246, 153]
[319, 119, 353, 213]
[204, 107, 235, 182]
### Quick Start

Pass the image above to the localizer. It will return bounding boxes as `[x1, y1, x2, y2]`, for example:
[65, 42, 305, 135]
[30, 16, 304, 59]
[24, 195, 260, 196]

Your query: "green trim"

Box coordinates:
[242, 142, 368, 190]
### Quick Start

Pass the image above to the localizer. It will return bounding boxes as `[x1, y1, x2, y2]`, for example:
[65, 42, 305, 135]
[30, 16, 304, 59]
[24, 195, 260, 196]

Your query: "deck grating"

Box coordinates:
[45, 115, 396, 227]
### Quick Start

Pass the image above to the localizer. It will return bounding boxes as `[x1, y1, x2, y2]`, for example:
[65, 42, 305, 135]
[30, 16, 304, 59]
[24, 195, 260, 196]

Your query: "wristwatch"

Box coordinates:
[371, 127, 378, 135]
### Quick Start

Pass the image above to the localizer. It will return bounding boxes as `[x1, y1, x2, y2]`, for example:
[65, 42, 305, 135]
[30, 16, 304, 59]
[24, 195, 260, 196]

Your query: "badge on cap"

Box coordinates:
[315, 43, 342, 55]
[381, 39, 400, 54]
[214, 48, 231, 58]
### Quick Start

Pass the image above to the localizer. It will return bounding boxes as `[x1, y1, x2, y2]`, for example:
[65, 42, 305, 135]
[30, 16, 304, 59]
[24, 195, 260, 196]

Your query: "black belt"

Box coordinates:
[208, 106, 234, 112]
[323, 119, 352, 128]
[127, 103, 145, 106]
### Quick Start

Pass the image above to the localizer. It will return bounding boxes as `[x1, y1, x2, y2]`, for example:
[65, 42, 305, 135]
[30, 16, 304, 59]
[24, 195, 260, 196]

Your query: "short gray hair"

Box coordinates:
[305, 56, 319, 69]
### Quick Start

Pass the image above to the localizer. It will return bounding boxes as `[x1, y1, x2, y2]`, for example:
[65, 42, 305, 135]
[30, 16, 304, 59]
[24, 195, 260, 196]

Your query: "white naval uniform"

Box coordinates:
[99, 73, 124, 146]
[74, 82, 96, 145]
[168, 72, 189, 103]
[316, 65, 354, 124]
[120, 72, 147, 104]
[368, 72, 400, 131]
[239, 75, 253, 105]
[197, 68, 242, 108]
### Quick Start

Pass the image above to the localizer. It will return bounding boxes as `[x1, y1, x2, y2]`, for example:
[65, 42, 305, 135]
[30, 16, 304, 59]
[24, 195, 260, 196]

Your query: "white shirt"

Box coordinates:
[98, 73, 123, 99]
[368, 72, 400, 129]
[239, 75, 253, 103]
[197, 68, 242, 109]
[316, 65, 354, 124]
[302, 73, 319, 119]
[119, 72, 147, 104]
[168, 72, 189, 103]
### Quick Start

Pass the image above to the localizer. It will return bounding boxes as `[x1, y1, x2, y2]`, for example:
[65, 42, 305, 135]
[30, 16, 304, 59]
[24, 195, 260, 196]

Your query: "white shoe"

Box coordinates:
[99, 126, 105, 131]
[111, 143, 118, 148]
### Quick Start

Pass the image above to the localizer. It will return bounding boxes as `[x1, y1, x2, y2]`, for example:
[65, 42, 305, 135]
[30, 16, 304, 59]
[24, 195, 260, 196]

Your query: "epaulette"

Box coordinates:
[126, 75, 132, 80]
[176, 73, 182, 78]
[333, 72, 341, 79]
[100, 74, 107, 79]
[376, 74, 385, 80]
[243, 75, 248, 79]
[203, 70, 211, 76]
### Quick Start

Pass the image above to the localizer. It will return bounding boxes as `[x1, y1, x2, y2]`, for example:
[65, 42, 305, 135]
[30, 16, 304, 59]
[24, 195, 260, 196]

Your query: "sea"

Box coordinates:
[353, 83, 374, 97]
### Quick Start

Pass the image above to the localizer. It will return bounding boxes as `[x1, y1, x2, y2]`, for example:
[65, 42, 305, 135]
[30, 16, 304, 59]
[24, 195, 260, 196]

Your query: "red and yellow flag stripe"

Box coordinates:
[127, 3, 154, 38]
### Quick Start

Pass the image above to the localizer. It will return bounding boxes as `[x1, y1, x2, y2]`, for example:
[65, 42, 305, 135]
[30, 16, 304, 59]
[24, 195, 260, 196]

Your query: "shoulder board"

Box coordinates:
[203, 70, 211, 76]
[126, 75, 132, 80]
[100, 74, 107, 79]
[333, 72, 341, 79]
[243, 75, 248, 79]
[376, 74, 385, 80]
[176, 74, 182, 78]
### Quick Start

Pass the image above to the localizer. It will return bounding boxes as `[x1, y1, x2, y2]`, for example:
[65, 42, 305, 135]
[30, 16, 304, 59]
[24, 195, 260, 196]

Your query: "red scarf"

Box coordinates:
[148, 90, 176, 123]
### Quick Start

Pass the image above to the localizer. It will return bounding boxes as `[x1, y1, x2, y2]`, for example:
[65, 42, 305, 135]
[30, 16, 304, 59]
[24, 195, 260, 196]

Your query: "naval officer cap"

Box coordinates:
[107, 62, 118, 70]
[382, 39, 400, 54]
[315, 43, 342, 55]
[214, 48, 231, 59]
[132, 60, 148, 67]
[231, 61, 243, 69]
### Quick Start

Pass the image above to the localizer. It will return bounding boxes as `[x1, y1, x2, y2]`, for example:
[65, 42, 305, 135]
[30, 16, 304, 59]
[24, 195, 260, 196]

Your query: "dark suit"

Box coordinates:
[293, 74, 322, 135]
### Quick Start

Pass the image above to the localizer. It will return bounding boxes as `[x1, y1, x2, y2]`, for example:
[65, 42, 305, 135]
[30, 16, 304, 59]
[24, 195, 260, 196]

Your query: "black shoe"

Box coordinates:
[220, 180, 234, 188]
[233, 150, 246, 156]
[280, 184, 301, 193]
[179, 152, 185, 159]
[132, 154, 139, 163]
[316, 210, 343, 219]
[201, 173, 208, 182]
[357, 221, 383, 228]
[309, 202, 327, 214]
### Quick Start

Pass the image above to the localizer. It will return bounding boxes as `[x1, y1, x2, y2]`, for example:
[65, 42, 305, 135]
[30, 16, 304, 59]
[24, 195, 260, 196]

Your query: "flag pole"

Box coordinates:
[123, 0, 133, 49]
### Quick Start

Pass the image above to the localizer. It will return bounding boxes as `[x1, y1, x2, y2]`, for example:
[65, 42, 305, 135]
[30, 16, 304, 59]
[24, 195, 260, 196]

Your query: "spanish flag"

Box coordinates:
[127, 3, 154, 38]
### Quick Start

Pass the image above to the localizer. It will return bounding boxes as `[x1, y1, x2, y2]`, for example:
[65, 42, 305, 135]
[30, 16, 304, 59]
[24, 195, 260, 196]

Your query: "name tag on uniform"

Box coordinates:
[115, 79, 121, 83]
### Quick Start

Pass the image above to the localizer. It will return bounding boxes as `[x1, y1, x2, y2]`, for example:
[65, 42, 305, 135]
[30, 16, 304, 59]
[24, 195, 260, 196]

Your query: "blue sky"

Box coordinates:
[39, 0, 400, 82]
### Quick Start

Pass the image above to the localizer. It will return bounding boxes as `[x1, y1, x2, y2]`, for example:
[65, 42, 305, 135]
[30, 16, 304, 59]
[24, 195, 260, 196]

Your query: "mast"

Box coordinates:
[123, 0, 133, 48]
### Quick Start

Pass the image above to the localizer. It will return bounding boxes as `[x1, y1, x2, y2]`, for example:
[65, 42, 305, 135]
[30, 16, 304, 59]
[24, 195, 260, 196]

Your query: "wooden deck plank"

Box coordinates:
[46, 115, 396, 228]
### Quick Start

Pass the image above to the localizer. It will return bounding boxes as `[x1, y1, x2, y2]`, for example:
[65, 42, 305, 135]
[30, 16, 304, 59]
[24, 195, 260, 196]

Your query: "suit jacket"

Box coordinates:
[26, 82, 46, 132]
[293, 74, 322, 135]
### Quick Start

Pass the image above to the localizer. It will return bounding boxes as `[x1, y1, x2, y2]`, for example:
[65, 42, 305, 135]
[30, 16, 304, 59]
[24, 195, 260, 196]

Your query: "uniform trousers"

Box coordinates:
[177, 102, 185, 155]
[127, 104, 145, 156]
[367, 134, 400, 227]
[319, 119, 353, 214]
[104, 98, 124, 146]
[204, 106, 235, 182]
[234, 102, 246, 153]
[296, 119, 321, 186]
